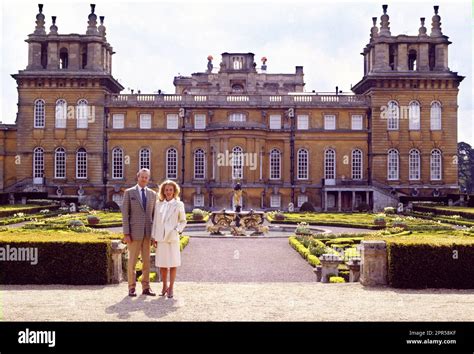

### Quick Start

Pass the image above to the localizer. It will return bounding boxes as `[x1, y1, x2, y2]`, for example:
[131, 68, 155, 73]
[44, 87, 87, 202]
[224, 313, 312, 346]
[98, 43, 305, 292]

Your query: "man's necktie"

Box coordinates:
[141, 188, 147, 212]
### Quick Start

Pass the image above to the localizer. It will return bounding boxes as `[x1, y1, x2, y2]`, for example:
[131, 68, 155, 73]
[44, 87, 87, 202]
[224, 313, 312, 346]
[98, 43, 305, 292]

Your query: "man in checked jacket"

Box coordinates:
[122, 168, 157, 297]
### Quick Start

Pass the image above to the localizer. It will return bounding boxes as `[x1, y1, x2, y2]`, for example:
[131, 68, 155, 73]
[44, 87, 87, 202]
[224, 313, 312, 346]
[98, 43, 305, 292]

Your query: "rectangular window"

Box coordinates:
[297, 195, 308, 208]
[76, 151, 87, 179]
[167, 114, 179, 129]
[229, 113, 246, 122]
[324, 115, 336, 130]
[194, 194, 205, 207]
[351, 115, 363, 130]
[194, 114, 206, 129]
[297, 115, 309, 130]
[112, 114, 124, 129]
[270, 194, 281, 208]
[269, 115, 282, 129]
[140, 114, 152, 129]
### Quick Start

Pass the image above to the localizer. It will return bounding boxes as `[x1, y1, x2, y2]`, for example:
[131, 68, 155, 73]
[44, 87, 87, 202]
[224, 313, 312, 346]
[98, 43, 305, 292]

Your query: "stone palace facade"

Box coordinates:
[0, 4, 464, 211]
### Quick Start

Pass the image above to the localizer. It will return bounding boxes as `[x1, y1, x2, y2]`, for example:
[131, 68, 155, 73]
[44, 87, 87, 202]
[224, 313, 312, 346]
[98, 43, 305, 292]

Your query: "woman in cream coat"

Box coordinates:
[151, 180, 187, 298]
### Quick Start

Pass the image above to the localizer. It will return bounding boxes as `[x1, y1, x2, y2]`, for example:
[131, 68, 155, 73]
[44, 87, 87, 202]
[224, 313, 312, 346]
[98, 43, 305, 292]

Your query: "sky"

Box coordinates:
[0, 0, 472, 144]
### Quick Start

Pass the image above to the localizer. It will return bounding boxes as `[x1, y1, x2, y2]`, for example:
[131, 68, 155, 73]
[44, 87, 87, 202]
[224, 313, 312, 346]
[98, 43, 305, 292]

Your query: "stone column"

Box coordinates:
[320, 254, 343, 283]
[337, 191, 342, 212]
[46, 42, 59, 69]
[352, 191, 356, 211]
[313, 265, 322, 282]
[396, 43, 408, 71]
[110, 240, 127, 284]
[360, 241, 387, 286]
[347, 258, 361, 282]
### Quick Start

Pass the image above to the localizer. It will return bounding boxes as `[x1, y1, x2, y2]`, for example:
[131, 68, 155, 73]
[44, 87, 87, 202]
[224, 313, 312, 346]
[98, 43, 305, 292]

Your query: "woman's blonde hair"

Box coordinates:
[158, 180, 181, 201]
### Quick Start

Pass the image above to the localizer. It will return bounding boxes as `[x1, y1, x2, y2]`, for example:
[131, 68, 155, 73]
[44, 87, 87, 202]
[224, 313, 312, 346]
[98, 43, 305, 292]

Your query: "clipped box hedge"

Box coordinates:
[367, 231, 474, 289]
[387, 240, 474, 289]
[0, 229, 114, 285]
[0, 204, 60, 218]
[412, 205, 474, 220]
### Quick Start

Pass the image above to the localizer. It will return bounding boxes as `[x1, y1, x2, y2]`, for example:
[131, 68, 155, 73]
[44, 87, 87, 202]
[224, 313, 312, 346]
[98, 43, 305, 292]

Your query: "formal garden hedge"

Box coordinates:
[0, 229, 117, 285]
[366, 230, 474, 289]
[268, 211, 454, 231]
[0, 204, 60, 218]
[406, 211, 474, 228]
[412, 205, 474, 220]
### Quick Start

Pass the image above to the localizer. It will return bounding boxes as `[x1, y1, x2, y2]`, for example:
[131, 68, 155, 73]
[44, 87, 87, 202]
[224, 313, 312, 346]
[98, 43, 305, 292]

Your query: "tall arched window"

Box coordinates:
[139, 148, 150, 171]
[324, 149, 336, 182]
[54, 147, 66, 179]
[408, 100, 420, 130]
[112, 147, 123, 179]
[430, 149, 442, 181]
[232, 146, 243, 180]
[76, 148, 87, 179]
[387, 149, 399, 180]
[34, 99, 45, 128]
[269, 148, 281, 180]
[351, 149, 363, 180]
[194, 148, 205, 180]
[166, 148, 178, 179]
[387, 100, 399, 130]
[409, 149, 421, 180]
[76, 99, 89, 128]
[297, 148, 309, 180]
[430, 101, 442, 130]
[33, 147, 44, 183]
[55, 99, 67, 128]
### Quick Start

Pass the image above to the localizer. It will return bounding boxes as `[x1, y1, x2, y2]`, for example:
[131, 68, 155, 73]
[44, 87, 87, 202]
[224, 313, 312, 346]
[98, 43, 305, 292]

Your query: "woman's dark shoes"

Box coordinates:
[142, 288, 156, 296]
[128, 288, 137, 297]
[159, 288, 169, 296]
[167, 289, 174, 299]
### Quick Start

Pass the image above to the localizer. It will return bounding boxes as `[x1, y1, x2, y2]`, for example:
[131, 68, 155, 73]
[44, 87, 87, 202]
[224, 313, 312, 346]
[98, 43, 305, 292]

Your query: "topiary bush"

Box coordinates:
[299, 202, 315, 212]
[329, 276, 345, 283]
[357, 202, 370, 212]
[308, 239, 327, 257]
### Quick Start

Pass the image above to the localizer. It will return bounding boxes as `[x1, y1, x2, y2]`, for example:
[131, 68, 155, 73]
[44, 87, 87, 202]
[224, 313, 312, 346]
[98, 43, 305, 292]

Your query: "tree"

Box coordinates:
[458, 142, 474, 194]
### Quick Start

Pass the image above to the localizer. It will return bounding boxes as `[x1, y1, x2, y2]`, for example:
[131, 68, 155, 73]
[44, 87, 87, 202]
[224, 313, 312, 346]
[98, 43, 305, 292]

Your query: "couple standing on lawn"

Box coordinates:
[121, 168, 187, 299]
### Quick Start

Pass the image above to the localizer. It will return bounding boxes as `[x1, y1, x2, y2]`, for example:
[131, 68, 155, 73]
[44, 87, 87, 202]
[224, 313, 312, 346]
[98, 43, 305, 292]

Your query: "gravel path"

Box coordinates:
[2, 283, 474, 321]
[179, 238, 315, 282]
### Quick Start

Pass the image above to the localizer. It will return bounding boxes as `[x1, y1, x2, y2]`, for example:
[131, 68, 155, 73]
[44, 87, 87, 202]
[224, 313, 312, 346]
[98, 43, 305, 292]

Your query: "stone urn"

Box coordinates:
[87, 215, 100, 225]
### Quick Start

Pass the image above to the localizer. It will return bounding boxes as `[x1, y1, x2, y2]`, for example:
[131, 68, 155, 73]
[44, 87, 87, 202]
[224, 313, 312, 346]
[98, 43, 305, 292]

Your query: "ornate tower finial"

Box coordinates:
[34, 3, 46, 35]
[370, 17, 379, 39]
[49, 16, 58, 35]
[418, 17, 427, 36]
[379, 4, 391, 37]
[86, 4, 99, 35]
[430, 5, 443, 37]
[98, 16, 106, 37]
